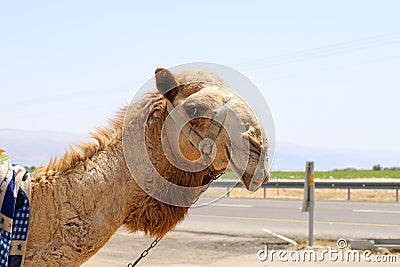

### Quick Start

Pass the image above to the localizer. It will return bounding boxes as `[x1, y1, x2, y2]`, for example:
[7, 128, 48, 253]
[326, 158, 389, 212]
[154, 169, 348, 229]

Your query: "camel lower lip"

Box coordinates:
[229, 159, 268, 192]
[229, 161, 253, 190]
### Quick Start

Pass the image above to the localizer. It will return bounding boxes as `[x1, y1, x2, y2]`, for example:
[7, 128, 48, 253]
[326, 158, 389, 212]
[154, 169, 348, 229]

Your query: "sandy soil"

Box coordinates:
[227, 188, 398, 201]
[82, 229, 285, 267]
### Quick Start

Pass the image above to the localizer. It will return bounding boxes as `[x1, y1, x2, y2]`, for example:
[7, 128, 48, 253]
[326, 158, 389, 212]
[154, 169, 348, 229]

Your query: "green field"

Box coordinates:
[25, 166, 400, 179]
[221, 169, 400, 180]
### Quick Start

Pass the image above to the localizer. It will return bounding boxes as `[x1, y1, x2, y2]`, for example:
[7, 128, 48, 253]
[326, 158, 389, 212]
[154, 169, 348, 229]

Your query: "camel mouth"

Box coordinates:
[227, 144, 269, 192]
[230, 159, 268, 192]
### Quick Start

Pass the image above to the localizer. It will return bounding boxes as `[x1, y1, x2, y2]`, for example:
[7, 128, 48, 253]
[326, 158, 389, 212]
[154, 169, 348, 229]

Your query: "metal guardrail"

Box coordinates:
[210, 180, 400, 201]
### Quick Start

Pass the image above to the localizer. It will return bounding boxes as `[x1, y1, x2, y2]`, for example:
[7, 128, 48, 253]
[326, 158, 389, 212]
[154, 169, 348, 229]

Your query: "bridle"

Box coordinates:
[127, 98, 236, 267]
[166, 98, 236, 160]
[166, 98, 237, 200]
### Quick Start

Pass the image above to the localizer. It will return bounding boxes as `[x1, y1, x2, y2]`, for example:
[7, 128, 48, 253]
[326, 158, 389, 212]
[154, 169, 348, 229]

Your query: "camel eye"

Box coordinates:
[184, 103, 206, 119]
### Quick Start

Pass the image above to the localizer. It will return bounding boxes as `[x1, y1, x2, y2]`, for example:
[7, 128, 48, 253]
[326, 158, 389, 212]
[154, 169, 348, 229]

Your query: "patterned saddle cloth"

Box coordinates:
[0, 149, 31, 267]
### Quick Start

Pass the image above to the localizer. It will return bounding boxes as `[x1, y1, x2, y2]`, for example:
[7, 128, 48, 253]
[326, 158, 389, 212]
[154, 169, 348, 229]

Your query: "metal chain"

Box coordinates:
[127, 238, 161, 267]
[192, 171, 224, 205]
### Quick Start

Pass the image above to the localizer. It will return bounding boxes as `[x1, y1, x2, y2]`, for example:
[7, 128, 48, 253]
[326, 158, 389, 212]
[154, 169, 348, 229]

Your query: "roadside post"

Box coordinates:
[301, 161, 315, 246]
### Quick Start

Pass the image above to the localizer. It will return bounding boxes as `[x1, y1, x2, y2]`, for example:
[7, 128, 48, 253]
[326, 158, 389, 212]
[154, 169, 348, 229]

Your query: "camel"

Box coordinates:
[24, 68, 270, 266]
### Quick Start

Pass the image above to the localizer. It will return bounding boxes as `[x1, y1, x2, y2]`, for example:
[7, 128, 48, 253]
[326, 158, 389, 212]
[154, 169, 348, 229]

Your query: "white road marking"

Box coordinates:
[353, 209, 400, 214]
[210, 203, 253, 208]
[263, 228, 298, 246]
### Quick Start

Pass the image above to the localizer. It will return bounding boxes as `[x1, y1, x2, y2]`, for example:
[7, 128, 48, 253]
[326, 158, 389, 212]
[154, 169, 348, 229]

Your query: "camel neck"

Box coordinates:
[25, 138, 133, 266]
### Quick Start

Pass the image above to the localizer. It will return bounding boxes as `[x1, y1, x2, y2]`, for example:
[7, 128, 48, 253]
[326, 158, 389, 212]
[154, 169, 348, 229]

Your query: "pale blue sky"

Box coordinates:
[1, 1, 400, 155]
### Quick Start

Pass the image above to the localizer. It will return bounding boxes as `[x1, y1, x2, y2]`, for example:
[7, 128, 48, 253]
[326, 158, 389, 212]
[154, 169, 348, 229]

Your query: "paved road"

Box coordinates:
[176, 197, 400, 239]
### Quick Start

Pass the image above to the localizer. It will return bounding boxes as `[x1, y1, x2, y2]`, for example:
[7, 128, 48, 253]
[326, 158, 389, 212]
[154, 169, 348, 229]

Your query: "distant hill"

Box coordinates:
[0, 129, 88, 166]
[0, 128, 398, 170]
[273, 142, 399, 171]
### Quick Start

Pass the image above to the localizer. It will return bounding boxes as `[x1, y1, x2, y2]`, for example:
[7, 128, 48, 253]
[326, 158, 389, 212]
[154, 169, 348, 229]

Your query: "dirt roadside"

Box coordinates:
[83, 229, 399, 267]
[82, 229, 282, 266]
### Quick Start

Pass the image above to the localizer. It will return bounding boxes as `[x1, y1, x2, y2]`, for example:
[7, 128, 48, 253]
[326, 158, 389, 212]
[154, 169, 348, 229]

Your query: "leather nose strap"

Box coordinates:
[166, 100, 203, 149]
[206, 99, 236, 141]
[166, 99, 236, 156]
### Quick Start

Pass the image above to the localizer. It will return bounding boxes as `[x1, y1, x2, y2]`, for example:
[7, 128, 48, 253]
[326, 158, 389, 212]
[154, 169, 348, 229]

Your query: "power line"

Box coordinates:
[237, 32, 400, 70]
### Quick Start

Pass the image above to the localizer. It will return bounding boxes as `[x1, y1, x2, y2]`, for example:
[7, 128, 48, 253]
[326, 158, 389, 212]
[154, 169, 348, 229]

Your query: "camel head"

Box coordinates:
[155, 68, 270, 192]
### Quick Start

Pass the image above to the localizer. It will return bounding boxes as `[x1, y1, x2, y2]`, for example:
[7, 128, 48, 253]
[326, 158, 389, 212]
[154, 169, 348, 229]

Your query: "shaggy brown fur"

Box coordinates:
[24, 69, 269, 266]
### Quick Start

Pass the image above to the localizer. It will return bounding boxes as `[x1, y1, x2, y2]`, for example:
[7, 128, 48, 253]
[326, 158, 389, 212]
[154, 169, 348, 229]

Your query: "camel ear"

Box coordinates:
[155, 68, 179, 101]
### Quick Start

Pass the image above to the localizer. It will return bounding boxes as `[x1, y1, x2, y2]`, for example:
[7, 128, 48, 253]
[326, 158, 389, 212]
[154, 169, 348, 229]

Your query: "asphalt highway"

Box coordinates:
[176, 197, 400, 240]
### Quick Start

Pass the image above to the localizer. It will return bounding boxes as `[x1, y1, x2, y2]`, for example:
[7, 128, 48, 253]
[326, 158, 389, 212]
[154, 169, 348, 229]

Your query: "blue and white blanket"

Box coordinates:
[0, 150, 31, 267]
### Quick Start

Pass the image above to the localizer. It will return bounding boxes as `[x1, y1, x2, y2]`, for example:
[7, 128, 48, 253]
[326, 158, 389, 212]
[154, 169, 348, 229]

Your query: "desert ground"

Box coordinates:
[82, 229, 282, 267]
